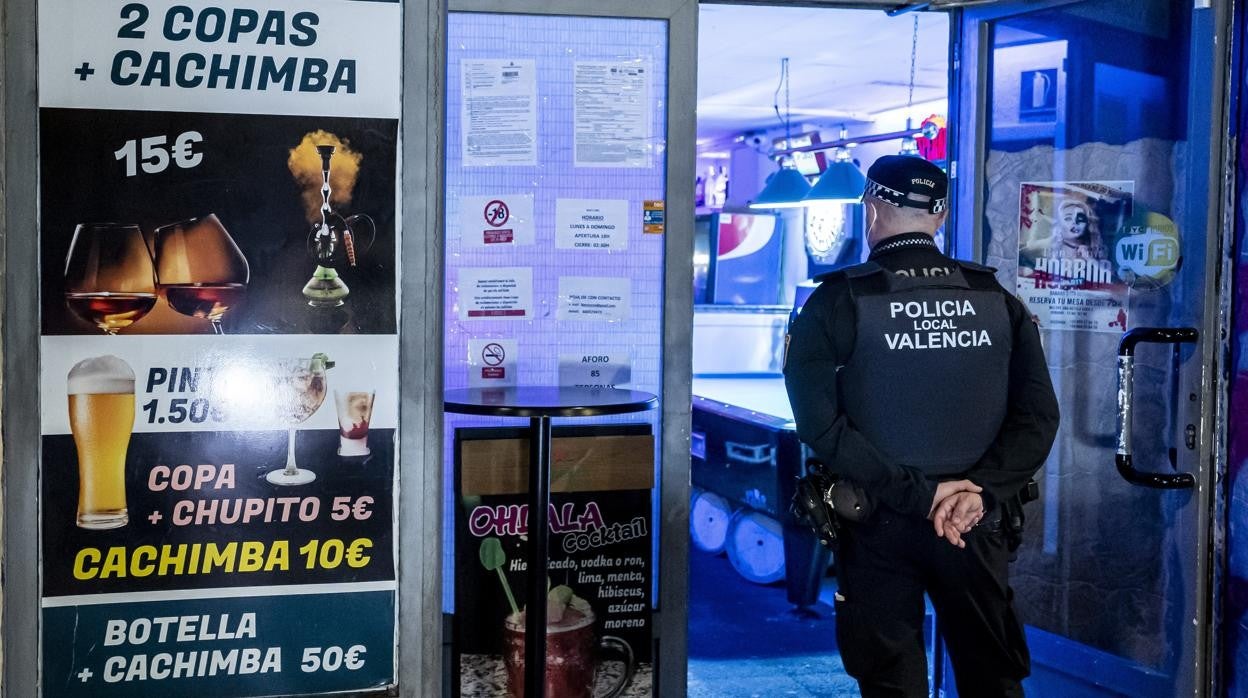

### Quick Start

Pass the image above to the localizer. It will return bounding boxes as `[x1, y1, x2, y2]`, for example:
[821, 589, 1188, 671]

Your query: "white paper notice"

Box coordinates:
[459, 267, 533, 320]
[574, 61, 651, 168]
[468, 338, 518, 387]
[555, 199, 629, 250]
[460, 194, 535, 246]
[461, 59, 538, 167]
[558, 352, 631, 389]
[557, 277, 631, 321]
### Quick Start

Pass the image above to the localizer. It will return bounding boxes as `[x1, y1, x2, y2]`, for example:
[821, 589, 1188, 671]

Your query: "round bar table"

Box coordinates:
[444, 386, 658, 698]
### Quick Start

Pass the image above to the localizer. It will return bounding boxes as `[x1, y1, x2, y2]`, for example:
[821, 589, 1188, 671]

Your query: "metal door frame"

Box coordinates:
[3, 0, 39, 692]
[441, 1, 697, 696]
[949, 1, 1235, 695]
[401, 1, 449, 697]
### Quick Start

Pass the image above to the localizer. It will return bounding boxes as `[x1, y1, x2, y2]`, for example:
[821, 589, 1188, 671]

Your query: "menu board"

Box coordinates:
[36, 1, 401, 696]
[453, 427, 655, 698]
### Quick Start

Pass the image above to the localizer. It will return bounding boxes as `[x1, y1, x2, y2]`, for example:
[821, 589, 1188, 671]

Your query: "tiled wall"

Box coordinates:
[442, 12, 668, 609]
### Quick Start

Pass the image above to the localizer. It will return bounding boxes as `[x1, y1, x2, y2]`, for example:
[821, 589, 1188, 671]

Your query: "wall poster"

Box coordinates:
[453, 426, 655, 698]
[37, 1, 401, 696]
[1016, 180, 1134, 332]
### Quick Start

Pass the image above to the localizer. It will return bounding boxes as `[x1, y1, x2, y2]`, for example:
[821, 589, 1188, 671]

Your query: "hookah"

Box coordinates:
[302, 144, 375, 308]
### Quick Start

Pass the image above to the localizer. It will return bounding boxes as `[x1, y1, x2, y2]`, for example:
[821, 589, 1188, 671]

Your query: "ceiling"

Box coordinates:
[697, 4, 950, 143]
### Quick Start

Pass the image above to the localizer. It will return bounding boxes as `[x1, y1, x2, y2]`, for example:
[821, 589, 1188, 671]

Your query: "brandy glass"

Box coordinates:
[154, 214, 250, 334]
[63, 223, 158, 334]
[266, 355, 332, 486]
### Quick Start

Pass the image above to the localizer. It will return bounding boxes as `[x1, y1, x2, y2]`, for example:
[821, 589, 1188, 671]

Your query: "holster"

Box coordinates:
[791, 459, 875, 551]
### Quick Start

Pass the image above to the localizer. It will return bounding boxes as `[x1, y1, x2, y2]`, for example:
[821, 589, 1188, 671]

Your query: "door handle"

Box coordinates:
[1116, 327, 1198, 489]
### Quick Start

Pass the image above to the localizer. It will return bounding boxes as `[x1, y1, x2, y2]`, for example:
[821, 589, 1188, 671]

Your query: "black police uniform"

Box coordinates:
[784, 159, 1060, 698]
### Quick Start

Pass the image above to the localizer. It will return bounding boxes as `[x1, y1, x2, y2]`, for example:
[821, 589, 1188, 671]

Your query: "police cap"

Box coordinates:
[864, 155, 949, 214]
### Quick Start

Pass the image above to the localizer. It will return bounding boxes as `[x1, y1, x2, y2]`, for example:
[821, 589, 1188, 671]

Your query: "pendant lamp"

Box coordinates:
[803, 127, 866, 204]
[750, 167, 812, 209]
[749, 58, 812, 209]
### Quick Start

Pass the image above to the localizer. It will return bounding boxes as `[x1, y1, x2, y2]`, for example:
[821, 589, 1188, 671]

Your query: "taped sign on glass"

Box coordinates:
[468, 338, 518, 388]
[1113, 210, 1180, 290]
[556, 277, 630, 322]
[643, 200, 665, 235]
[460, 194, 535, 247]
[558, 353, 630, 389]
[459, 267, 533, 320]
[555, 199, 629, 251]
[461, 59, 538, 167]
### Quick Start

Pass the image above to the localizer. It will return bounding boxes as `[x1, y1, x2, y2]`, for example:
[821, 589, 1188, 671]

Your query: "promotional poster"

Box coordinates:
[1015, 180, 1134, 332]
[37, 1, 401, 695]
[454, 427, 655, 698]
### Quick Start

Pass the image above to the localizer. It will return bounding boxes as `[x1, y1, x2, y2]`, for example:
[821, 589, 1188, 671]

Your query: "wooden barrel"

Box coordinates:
[689, 489, 732, 554]
[725, 509, 786, 584]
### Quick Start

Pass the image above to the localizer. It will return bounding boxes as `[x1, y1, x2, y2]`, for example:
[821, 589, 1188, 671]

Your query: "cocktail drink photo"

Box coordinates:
[334, 389, 375, 457]
[266, 354, 333, 486]
[63, 223, 158, 334]
[68, 356, 136, 529]
[480, 538, 635, 698]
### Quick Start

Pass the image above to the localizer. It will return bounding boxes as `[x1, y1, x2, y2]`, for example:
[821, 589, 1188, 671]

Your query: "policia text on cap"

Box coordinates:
[784, 155, 1060, 698]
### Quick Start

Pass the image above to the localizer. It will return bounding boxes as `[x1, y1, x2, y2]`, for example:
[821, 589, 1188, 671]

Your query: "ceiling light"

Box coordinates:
[804, 127, 866, 204]
[750, 167, 812, 209]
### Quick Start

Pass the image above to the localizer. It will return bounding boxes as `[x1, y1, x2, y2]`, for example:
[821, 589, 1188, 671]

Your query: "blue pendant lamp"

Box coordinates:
[749, 58, 812, 209]
[803, 127, 866, 204]
[750, 167, 812, 209]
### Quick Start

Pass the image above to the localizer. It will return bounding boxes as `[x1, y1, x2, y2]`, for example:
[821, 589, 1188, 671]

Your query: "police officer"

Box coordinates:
[784, 155, 1059, 697]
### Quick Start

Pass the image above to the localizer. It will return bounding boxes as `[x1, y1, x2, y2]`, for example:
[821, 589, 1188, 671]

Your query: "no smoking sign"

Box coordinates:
[469, 339, 516, 386]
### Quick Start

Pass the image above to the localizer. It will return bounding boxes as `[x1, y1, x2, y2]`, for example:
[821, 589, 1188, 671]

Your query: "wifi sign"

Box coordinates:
[1114, 218, 1180, 288]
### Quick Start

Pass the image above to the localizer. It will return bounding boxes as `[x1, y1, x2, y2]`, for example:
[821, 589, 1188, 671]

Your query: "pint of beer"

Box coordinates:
[68, 356, 135, 530]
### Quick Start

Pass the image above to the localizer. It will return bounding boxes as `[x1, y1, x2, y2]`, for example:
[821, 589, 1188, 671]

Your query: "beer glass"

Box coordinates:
[266, 355, 331, 486]
[154, 214, 250, 335]
[68, 356, 136, 529]
[334, 389, 375, 457]
[63, 223, 158, 334]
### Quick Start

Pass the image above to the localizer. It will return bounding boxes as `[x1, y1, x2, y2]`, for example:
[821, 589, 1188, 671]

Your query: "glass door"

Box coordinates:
[949, 0, 1230, 695]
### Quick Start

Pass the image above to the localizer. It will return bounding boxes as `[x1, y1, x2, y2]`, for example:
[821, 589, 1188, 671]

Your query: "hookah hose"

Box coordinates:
[344, 229, 357, 266]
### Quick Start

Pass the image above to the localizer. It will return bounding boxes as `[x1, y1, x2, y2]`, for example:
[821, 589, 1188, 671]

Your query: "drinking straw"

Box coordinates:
[479, 537, 519, 616]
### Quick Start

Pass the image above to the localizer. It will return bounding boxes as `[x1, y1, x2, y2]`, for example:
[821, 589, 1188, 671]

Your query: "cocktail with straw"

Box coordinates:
[479, 537, 634, 698]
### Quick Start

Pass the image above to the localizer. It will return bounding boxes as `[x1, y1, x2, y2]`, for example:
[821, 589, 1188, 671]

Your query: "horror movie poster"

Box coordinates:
[1016, 180, 1134, 333]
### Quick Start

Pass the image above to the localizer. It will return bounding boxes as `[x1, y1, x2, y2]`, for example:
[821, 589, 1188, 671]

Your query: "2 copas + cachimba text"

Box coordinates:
[106, 7, 357, 94]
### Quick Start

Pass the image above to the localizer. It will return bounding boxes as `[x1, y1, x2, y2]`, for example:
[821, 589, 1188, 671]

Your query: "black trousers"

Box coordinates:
[834, 511, 1030, 698]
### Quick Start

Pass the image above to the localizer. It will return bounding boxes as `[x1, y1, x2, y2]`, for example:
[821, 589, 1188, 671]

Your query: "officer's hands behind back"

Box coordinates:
[928, 480, 983, 549]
